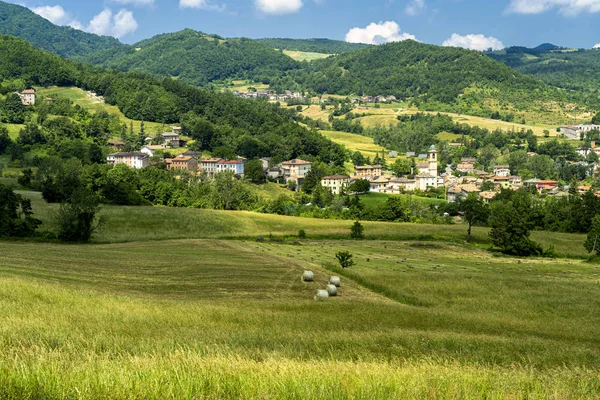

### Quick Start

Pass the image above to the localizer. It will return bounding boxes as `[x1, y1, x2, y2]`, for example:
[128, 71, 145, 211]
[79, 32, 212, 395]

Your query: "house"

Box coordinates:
[457, 162, 475, 173]
[493, 165, 511, 177]
[388, 151, 399, 158]
[165, 156, 198, 172]
[200, 158, 221, 177]
[171, 126, 183, 135]
[406, 152, 416, 157]
[217, 159, 245, 176]
[18, 89, 35, 106]
[161, 131, 181, 148]
[321, 175, 350, 195]
[354, 165, 382, 177]
[415, 174, 437, 191]
[479, 191, 498, 203]
[259, 158, 271, 171]
[560, 124, 600, 140]
[370, 176, 390, 193]
[389, 177, 416, 192]
[282, 159, 312, 179]
[509, 176, 522, 186]
[493, 176, 511, 189]
[537, 180, 559, 192]
[181, 150, 202, 158]
[267, 167, 284, 180]
[577, 186, 593, 195]
[140, 145, 166, 157]
[107, 152, 150, 169]
[461, 157, 477, 164]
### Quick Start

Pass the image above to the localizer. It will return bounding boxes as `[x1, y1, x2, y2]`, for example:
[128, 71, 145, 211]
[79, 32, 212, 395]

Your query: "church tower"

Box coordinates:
[428, 145, 438, 177]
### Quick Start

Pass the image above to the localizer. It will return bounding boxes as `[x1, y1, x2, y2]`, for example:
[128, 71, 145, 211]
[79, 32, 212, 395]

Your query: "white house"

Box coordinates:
[321, 175, 350, 195]
[18, 89, 36, 106]
[281, 159, 312, 180]
[560, 124, 600, 140]
[216, 159, 245, 176]
[107, 152, 150, 169]
[140, 145, 166, 157]
[493, 165, 511, 177]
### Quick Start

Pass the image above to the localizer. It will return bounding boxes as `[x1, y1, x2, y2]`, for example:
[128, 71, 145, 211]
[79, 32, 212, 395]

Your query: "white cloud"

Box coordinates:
[345, 21, 416, 45]
[255, 0, 303, 15]
[594, 43, 600, 48]
[180, 0, 226, 11]
[405, 0, 425, 15]
[31, 5, 82, 29]
[110, 0, 154, 6]
[507, 0, 600, 16]
[442, 33, 504, 51]
[87, 9, 138, 38]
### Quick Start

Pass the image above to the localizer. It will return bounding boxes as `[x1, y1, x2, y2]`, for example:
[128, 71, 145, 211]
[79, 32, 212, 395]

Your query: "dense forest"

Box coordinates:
[0, 1, 123, 58]
[0, 35, 346, 165]
[78, 29, 302, 86]
[256, 38, 369, 54]
[486, 45, 600, 93]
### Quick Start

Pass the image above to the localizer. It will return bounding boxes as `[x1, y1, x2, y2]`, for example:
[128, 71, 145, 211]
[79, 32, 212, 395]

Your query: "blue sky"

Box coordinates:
[14, 0, 600, 49]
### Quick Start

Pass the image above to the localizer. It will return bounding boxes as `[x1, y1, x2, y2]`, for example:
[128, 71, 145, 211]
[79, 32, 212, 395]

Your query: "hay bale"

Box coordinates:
[329, 276, 341, 287]
[302, 271, 314, 282]
[327, 284, 338, 297]
[315, 289, 329, 301]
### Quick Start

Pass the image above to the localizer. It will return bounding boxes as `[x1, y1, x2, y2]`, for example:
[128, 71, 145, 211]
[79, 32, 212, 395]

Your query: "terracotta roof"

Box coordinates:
[322, 175, 350, 180]
[22, 89, 35, 94]
[219, 160, 243, 165]
[479, 191, 497, 200]
[282, 159, 311, 165]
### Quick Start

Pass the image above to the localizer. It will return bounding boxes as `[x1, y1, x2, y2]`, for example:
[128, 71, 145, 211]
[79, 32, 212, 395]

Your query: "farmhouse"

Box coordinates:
[354, 165, 382, 177]
[107, 152, 150, 169]
[321, 175, 350, 195]
[165, 156, 198, 172]
[18, 89, 35, 105]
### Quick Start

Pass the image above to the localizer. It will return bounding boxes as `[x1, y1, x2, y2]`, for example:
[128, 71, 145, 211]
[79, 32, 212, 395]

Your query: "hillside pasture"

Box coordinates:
[319, 130, 388, 159]
[282, 50, 332, 61]
[0, 236, 599, 398]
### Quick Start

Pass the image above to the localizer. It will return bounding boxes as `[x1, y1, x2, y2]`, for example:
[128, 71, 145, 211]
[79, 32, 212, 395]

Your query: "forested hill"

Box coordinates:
[79, 29, 302, 87]
[0, 35, 345, 164]
[0, 1, 123, 58]
[486, 45, 600, 92]
[256, 38, 369, 54]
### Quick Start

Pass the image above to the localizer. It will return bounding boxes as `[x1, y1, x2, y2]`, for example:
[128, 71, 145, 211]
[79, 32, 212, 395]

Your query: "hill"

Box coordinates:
[79, 29, 301, 86]
[257, 38, 369, 54]
[486, 45, 600, 92]
[0, 35, 345, 163]
[271, 40, 596, 120]
[0, 0, 123, 58]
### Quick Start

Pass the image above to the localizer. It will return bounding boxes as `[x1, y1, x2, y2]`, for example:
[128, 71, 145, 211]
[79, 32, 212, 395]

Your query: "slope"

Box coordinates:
[257, 38, 369, 54]
[79, 29, 301, 86]
[487, 44, 600, 92]
[0, 0, 123, 58]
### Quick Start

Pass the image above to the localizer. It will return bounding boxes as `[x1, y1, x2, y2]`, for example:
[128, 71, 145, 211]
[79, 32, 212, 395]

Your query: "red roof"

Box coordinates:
[282, 159, 311, 165]
[22, 89, 35, 94]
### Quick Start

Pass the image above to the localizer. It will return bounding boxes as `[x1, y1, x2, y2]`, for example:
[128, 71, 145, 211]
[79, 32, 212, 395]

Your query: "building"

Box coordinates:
[370, 176, 390, 193]
[161, 131, 181, 148]
[140, 145, 166, 157]
[560, 124, 600, 140]
[354, 165, 382, 177]
[216, 159, 245, 176]
[108, 139, 125, 151]
[18, 89, 35, 106]
[321, 175, 350, 195]
[282, 159, 312, 179]
[493, 165, 511, 177]
[107, 152, 150, 169]
[165, 156, 198, 172]
[414, 145, 439, 191]
[389, 177, 416, 192]
[479, 191, 498, 203]
[415, 174, 437, 191]
[457, 162, 475, 174]
[200, 158, 221, 177]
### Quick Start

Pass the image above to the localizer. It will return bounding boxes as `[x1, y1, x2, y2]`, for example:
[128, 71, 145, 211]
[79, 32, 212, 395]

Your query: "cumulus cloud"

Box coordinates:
[507, 0, 600, 16]
[442, 33, 504, 51]
[594, 43, 600, 48]
[87, 9, 138, 38]
[255, 0, 304, 15]
[31, 5, 82, 29]
[405, 0, 425, 15]
[345, 21, 416, 45]
[180, 0, 226, 11]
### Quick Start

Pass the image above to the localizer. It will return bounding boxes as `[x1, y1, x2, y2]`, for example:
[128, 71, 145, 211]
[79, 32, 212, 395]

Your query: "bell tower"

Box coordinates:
[428, 145, 438, 177]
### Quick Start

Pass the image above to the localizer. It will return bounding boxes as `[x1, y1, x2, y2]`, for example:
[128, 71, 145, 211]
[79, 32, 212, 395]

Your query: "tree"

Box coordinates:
[56, 188, 100, 243]
[0, 125, 11, 154]
[349, 179, 370, 194]
[211, 170, 250, 210]
[3, 93, 26, 124]
[245, 159, 266, 184]
[335, 251, 355, 268]
[350, 221, 364, 239]
[459, 193, 489, 242]
[584, 215, 600, 256]
[0, 184, 41, 237]
[488, 190, 541, 256]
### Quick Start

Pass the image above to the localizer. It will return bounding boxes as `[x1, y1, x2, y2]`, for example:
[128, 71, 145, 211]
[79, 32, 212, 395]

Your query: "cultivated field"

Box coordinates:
[283, 50, 332, 62]
[319, 130, 388, 159]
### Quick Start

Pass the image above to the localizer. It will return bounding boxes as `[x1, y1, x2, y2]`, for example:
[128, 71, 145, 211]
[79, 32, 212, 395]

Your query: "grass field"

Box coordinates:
[320, 130, 388, 159]
[1, 225, 599, 398]
[35, 87, 168, 135]
[283, 50, 332, 61]
[360, 192, 447, 208]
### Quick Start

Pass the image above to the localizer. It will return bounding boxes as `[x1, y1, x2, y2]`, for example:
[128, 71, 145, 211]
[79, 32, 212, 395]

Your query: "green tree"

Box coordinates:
[349, 179, 370, 194]
[335, 251, 355, 268]
[459, 193, 490, 242]
[0, 125, 11, 154]
[211, 170, 250, 210]
[584, 215, 600, 256]
[245, 159, 266, 184]
[391, 157, 413, 176]
[56, 188, 100, 243]
[350, 221, 364, 239]
[0, 184, 41, 237]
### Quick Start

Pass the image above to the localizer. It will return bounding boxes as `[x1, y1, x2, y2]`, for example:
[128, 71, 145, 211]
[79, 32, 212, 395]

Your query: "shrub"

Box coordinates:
[56, 188, 100, 243]
[350, 221, 364, 239]
[298, 229, 306, 239]
[335, 251, 355, 268]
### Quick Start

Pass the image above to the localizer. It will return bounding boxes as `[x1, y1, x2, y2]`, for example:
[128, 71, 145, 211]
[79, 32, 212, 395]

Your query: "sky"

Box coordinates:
[11, 0, 600, 49]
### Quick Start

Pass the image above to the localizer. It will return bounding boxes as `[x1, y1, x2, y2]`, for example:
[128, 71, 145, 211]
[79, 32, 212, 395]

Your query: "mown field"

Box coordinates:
[0, 206, 599, 398]
[319, 130, 388, 159]
[283, 50, 331, 62]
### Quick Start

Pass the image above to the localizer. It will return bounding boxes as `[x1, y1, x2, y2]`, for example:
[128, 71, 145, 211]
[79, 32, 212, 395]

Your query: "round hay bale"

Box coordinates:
[329, 276, 341, 287]
[302, 271, 314, 282]
[327, 284, 338, 297]
[315, 289, 329, 301]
